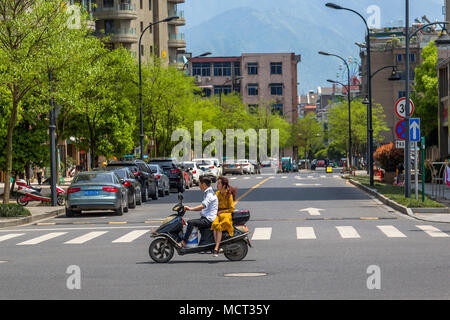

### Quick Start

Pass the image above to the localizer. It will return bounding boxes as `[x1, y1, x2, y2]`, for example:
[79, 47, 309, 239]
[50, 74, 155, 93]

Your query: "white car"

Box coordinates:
[238, 159, 255, 174]
[181, 161, 201, 185]
[193, 159, 220, 181]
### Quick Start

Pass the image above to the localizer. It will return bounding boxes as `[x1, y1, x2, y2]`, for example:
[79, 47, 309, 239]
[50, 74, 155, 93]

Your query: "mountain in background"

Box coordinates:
[180, 0, 444, 93]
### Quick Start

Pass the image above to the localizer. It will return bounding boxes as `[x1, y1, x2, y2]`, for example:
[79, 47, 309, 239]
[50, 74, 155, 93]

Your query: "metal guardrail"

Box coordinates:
[427, 161, 448, 200]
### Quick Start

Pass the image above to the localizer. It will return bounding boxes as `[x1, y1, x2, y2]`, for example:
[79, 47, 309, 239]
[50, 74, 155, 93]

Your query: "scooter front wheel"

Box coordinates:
[16, 195, 29, 206]
[57, 195, 65, 206]
[224, 239, 248, 261]
[149, 238, 174, 263]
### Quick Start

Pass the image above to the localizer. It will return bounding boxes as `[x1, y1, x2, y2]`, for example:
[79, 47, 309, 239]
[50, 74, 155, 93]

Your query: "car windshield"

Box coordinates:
[149, 160, 173, 168]
[113, 169, 127, 179]
[148, 165, 159, 173]
[195, 160, 213, 166]
[183, 163, 195, 169]
[73, 173, 113, 184]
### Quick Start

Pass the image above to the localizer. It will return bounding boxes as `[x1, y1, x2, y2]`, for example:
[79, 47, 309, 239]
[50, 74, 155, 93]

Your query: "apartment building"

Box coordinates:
[92, 0, 186, 63]
[189, 53, 301, 158]
[359, 24, 439, 144]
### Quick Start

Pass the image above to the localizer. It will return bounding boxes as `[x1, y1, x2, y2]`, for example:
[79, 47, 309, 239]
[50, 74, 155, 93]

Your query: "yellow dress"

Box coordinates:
[210, 190, 235, 237]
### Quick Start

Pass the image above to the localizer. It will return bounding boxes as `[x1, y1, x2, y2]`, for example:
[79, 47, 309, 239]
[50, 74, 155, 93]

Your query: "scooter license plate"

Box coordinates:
[84, 191, 99, 196]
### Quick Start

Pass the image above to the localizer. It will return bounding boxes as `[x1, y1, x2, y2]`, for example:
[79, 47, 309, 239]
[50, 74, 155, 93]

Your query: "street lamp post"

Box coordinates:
[138, 16, 178, 160]
[49, 71, 57, 206]
[319, 51, 352, 169]
[325, 2, 375, 185]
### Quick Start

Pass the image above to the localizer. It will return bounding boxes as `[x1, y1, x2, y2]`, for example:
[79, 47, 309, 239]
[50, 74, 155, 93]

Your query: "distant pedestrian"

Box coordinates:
[37, 168, 43, 185]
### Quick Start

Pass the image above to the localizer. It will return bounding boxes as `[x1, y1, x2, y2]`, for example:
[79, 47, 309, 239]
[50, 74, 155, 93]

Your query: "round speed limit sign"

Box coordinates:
[395, 97, 414, 119]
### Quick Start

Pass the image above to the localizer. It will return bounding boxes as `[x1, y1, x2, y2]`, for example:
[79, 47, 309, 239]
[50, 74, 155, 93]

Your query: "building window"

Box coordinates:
[104, 0, 114, 7]
[248, 83, 258, 96]
[271, 62, 282, 75]
[140, 21, 143, 33]
[397, 54, 402, 62]
[213, 62, 231, 77]
[192, 62, 211, 77]
[272, 104, 283, 115]
[214, 86, 232, 95]
[140, 0, 143, 9]
[149, 0, 151, 10]
[270, 83, 283, 95]
[410, 54, 416, 62]
[234, 62, 241, 77]
[247, 62, 258, 75]
[104, 19, 114, 34]
[150, 45, 153, 54]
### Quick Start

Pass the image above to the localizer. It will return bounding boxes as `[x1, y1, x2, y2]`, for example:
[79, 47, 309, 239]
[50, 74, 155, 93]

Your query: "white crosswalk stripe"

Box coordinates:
[251, 227, 272, 240]
[416, 225, 450, 238]
[64, 231, 108, 244]
[296, 227, 316, 240]
[0, 233, 24, 243]
[17, 232, 67, 245]
[336, 226, 360, 239]
[377, 225, 407, 238]
[112, 230, 149, 243]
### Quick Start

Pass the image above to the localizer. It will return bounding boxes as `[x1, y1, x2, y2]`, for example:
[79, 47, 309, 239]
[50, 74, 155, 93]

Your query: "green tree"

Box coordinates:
[294, 113, 323, 160]
[412, 41, 438, 145]
[0, 0, 92, 202]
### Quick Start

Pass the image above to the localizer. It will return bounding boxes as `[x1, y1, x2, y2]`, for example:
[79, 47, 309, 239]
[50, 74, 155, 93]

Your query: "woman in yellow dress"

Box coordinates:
[211, 176, 236, 256]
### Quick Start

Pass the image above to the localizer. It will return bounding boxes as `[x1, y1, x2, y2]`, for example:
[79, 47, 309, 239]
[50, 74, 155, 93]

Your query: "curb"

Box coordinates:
[0, 208, 65, 228]
[343, 177, 450, 224]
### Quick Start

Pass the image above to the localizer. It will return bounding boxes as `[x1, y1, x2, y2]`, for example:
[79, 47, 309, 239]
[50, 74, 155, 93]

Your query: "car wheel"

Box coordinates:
[136, 188, 142, 205]
[129, 190, 136, 209]
[142, 185, 148, 202]
[115, 201, 123, 216]
[151, 184, 159, 200]
[65, 208, 76, 217]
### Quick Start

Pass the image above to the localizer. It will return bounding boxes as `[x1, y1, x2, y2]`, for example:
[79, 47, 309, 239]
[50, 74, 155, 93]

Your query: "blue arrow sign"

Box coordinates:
[409, 118, 420, 142]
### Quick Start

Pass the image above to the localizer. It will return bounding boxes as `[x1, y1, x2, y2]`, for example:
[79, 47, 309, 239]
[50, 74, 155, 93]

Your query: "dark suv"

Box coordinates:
[148, 158, 185, 193]
[106, 160, 158, 201]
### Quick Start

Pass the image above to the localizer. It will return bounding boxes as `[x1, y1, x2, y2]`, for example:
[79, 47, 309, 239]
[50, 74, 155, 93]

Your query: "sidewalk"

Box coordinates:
[0, 205, 65, 228]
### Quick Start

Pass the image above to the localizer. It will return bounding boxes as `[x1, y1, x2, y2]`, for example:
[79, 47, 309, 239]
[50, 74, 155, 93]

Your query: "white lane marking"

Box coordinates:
[230, 177, 237, 180]
[282, 176, 288, 179]
[336, 226, 360, 239]
[243, 177, 250, 180]
[64, 231, 108, 244]
[299, 208, 323, 216]
[256, 176, 263, 179]
[296, 227, 316, 240]
[251, 228, 272, 240]
[0, 233, 24, 243]
[377, 225, 407, 238]
[295, 183, 321, 186]
[112, 230, 149, 243]
[320, 175, 326, 178]
[307, 176, 314, 178]
[17, 232, 67, 245]
[416, 225, 450, 238]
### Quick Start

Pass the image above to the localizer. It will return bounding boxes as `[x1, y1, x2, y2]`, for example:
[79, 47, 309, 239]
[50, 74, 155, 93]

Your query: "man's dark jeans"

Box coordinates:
[183, 216, 212, 242]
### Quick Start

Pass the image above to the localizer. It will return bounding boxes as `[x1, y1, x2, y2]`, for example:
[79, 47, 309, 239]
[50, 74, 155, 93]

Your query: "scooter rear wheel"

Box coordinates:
[149, 238, 174, 263]
[16, 195, 29, 206]
[224, 239, 248, 261]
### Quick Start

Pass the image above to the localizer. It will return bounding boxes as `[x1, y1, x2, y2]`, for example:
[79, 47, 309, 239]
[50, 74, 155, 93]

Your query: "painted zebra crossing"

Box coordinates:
[2, 223, 444, 246]
[251, 225, 450, 241]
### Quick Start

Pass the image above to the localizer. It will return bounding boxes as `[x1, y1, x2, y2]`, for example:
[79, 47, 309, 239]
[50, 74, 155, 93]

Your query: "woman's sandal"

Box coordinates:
[213, 250, 219, 257]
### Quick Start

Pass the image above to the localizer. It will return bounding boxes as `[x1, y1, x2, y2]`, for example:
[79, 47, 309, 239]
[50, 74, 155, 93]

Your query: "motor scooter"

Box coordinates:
[15, 179, 65, 206]
[149, 194, 252, 263]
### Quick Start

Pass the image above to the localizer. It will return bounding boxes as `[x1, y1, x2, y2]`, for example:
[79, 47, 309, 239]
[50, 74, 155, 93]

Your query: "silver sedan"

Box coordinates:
[65, 171, 128, 217]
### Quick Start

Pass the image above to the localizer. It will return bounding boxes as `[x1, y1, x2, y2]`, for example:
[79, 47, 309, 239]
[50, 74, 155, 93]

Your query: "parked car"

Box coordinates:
[311, 159, 326, 171]
[65, 171, 128, 217]
[104, 167, 142, 209]
[238, 159, 255, 174]
[181, 161, 201, 185]
[193, 158, 220, 181]
[106, 160, 158, 201]
[249, 160, 261, 174]
[148, 164, 170, 197]
[222, 159, 244, 175]
[148, 158, 185, 193]
[260, 159, 279, 174]
[281, 157, 293, 173]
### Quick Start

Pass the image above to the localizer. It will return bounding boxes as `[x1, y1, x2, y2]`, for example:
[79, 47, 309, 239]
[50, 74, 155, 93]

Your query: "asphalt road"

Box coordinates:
[0, 169, 449, 300]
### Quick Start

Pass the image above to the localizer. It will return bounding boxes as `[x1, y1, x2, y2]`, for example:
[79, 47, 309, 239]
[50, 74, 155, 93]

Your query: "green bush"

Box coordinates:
[0, 204, 31, 217]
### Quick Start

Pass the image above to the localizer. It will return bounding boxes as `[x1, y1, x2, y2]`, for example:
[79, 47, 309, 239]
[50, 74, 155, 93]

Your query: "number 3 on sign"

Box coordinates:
[395, 98, 414, 119]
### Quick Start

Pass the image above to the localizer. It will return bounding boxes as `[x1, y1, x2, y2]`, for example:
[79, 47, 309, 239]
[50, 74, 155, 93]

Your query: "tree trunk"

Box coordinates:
[3, 98, 19, 204]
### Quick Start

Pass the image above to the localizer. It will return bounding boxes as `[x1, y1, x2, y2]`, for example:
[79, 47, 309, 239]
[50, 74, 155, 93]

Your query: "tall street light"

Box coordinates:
[183, 52, 212, 71]
[325, 2, 375, 185]
[138, 16, 178, 160]
[402, 1, 449, 197]
[319, 51, 352, 169]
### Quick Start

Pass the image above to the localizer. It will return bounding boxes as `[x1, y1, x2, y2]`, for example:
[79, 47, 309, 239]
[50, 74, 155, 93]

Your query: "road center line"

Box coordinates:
[234, 177, 271, 205]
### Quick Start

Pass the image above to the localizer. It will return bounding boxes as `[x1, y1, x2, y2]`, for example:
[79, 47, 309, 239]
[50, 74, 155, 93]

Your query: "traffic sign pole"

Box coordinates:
[421, 136, 425, 202]
[405, 0, 411, 198]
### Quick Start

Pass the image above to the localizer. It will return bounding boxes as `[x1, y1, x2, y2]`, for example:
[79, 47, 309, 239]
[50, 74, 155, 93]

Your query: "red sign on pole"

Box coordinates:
[395, 97, 414, 119]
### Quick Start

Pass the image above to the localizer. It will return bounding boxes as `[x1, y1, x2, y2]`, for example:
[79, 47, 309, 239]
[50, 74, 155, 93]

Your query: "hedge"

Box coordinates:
[0, 204, 31, 217]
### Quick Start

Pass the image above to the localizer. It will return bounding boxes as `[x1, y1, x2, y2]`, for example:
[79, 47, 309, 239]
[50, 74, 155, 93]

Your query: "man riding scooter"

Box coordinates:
[178, 176, 218, 248]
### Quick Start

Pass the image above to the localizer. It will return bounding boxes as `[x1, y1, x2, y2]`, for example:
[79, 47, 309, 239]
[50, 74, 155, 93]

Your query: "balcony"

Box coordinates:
[93, 4, 138, 20]
[168, 10, 186, 26]
[168, 33, 186, 48]
[95, 28, 138, 43]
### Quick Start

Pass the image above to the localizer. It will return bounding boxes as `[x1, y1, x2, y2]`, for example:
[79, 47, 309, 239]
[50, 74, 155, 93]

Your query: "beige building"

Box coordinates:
[359, 25, 439, 144]
[92, 0, 186, 63]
